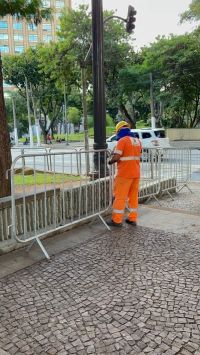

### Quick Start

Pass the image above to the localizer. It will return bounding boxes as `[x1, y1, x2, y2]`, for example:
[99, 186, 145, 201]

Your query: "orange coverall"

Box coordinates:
[112, 136, 141, 224]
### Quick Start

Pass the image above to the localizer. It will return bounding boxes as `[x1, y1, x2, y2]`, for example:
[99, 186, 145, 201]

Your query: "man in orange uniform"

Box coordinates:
[107, 121, 141, 227]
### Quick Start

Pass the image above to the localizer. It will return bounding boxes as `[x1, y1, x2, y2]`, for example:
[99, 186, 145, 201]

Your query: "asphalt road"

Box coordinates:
[11, 144, 200, 182]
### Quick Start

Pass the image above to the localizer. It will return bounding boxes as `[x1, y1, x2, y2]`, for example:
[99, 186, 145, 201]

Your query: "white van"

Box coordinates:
[106, 128, 170, 151]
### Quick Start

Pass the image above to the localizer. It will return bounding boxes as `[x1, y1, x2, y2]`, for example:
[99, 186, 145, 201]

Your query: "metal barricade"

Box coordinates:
[10, 149, 113, 259]
[11, 146, 198, 258]
[139, 148, 161, 203]
[11, 147, 52, 170]
[158, 148, 192, 198]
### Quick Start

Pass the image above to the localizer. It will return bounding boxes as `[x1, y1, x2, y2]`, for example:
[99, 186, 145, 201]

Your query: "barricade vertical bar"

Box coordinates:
[85, 150, 88, 217]
[53, 154, 56, 228]
[34, 156, 37, 235]
[104, 151, 107, 209]
[98, 151, 101, 213]
[44, 155, 47, 229]
[78, 150, 82, 220]
[22, 155, 27, 238]
[11, 164, 16, 242]
[70, 153, 73, 222]
[92, 156, 95, 215]
[62, 154, 66, 226]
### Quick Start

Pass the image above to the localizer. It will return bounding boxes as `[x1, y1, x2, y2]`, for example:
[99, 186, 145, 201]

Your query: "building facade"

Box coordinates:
[0, 0, 71, 55]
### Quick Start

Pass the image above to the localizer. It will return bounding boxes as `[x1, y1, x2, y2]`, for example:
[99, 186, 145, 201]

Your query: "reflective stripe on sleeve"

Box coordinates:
[114, 149, 123, 155]
[113, 209, 124, 214]
[120, 156, 140, 161]
[129, 208, 138, 212]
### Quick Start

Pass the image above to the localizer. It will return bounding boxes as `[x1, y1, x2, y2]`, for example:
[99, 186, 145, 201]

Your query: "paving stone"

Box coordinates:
[1, 227, 200, 353]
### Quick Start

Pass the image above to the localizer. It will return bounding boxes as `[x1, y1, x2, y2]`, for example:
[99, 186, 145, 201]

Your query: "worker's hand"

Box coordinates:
[108, 160, 113, 165]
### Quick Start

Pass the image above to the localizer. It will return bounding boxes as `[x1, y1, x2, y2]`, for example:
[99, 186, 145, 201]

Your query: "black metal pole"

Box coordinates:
[92, 0, 107, 151]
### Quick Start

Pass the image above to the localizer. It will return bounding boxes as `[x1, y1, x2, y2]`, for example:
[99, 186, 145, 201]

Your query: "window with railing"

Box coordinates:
[43, 23, 51, 31]
[15, 45, 24, 53]
[14, 34, 23, 41]
[42, 0, 50, 7]
[0, 45, 9, 53]
[13, 22, 23, 30]
[29, 34, 38, 42]
[0, 21, 8, 29]
[56, 0, 64, 8]
[0, 33, 8, 40]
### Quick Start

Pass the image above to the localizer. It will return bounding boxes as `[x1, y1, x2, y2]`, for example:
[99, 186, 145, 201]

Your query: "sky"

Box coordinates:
[72, 0, 195, 49]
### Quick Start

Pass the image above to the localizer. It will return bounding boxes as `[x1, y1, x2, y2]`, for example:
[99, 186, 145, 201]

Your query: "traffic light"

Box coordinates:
[126, 5, 137, 34]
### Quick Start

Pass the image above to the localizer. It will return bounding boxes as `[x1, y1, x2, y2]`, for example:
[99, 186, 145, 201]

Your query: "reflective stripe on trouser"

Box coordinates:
[112, 176, 140, 224]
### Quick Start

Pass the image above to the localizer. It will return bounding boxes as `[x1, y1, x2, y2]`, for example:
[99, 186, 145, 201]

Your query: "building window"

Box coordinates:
[43, 23, 51, 31]
[15, 45, 24, 53]
[28, 23, 37, 31]
[0, 45, 9, 53]
[13, 22, 23, 30]
[42, 0, 50, 7]
[56, 0, 64, 8]
[43, 35, 52, 42]
[56, 12, 62, 19]
[29, 34, 38, 42]
[0, 33, 8, 40]
[0, 21, 8, 29]
[14, 34, 23, 41]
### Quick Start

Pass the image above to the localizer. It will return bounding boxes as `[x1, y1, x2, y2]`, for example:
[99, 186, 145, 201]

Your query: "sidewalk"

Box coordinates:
[1, 189, 200, 354]
[1, 202, 200, 279]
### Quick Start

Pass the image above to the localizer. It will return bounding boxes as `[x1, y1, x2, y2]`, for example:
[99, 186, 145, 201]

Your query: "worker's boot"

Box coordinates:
[125, 219, 137, 226]
[107, 220, 122, 227]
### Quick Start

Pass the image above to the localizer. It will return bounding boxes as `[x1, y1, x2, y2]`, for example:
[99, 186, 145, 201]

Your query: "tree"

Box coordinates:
[119, 64, 151, 126]
[0, 0, 51, 24]
[44, 5, 135, 124]
[3, 47, 63, 142]
[180, 0, 200, 23]
[0, 56, 12, 197]
[5, 92, 28, 136]
[144, 33, 200, 127]
[0, 1, 51, 198]
[67, 107, 81, 132]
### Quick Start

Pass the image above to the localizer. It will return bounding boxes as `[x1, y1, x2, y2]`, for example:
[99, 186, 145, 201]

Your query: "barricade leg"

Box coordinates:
[35, 237, 50, 260]
[98, 214, 111, 231]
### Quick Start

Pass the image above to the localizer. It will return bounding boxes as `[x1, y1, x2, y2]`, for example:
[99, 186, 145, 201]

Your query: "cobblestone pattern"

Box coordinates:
[1, 226, 200, 354]
[146, 188, 200, 214]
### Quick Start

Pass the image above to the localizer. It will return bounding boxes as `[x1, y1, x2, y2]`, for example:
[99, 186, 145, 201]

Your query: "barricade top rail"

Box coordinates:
[11, 149, 109, 168]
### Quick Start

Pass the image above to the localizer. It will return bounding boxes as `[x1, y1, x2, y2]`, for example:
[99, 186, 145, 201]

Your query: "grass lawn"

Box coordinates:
[18, 122, 149, 144]
[19, 127, 116, 143]
[14, 173, 80, 186]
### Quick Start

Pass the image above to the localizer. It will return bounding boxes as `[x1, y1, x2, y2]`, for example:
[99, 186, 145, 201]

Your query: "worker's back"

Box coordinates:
[115, 136, 141, 179]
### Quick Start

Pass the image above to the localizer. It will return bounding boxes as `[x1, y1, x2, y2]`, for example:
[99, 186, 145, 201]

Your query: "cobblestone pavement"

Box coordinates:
[146, 187, 200, 214]
[1, 226, 200, 355]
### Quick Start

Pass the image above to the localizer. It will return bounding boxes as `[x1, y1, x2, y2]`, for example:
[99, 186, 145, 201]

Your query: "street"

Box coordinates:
[11, 146, 200, 182]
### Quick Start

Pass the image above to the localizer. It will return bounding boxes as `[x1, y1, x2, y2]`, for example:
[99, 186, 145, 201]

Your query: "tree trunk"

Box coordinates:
[0, 55, 12, 197]
[119, 103, 136, 128]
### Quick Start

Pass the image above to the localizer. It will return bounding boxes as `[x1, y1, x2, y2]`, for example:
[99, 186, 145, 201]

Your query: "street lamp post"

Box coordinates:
[11, 96, 19, 146]
[92, 0, 107, 175]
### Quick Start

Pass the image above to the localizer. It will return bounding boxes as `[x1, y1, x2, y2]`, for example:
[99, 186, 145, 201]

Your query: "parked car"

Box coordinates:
[106, 128, 170, 161]
[106, 128, 170, 151]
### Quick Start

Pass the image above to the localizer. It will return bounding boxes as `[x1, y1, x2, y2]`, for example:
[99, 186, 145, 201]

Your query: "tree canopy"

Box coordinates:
[0, 0, 51, 24]
[181, 0, 200, 23]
